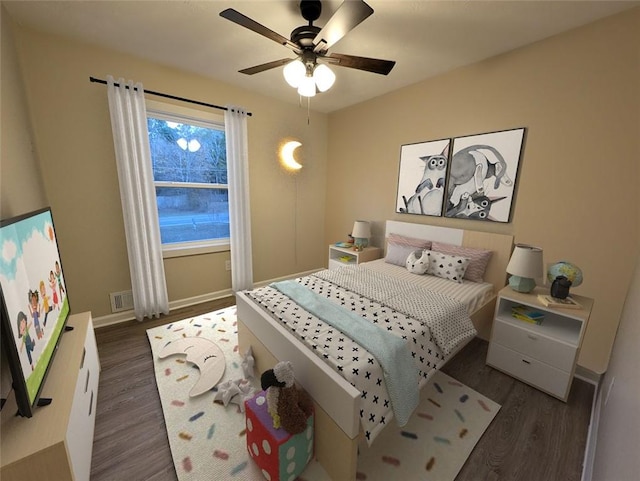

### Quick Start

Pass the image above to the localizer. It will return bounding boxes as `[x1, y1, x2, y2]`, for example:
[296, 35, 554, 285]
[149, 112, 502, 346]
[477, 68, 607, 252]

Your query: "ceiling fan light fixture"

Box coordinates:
[283, 59, 306, 88]
[297, 75, 317, 97]
[313, 64, 335, 92]
[221, 1, 396, 100]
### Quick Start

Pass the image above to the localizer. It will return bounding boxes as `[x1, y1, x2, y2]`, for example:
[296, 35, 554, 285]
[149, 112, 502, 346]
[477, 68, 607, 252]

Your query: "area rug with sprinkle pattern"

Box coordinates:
[147, 306, 500, 481]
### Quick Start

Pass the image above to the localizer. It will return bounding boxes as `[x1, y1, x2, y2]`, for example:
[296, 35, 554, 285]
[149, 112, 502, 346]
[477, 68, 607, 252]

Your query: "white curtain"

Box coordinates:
[225, 106, 253, 292]
[106, 75, 169, 321]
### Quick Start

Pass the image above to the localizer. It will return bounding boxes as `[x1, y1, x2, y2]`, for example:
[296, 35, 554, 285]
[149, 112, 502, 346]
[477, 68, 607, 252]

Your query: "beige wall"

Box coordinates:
[1, 8, 48, 218]
[5, 18, 328, 319]
[326, 9, 640, 374]
[1, 7, 50, 398]
[591, 256, 640, 480]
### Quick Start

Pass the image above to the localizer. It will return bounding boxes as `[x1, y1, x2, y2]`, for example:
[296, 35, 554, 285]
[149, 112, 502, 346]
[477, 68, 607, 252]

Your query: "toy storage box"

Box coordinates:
[245, 391, 314, 481]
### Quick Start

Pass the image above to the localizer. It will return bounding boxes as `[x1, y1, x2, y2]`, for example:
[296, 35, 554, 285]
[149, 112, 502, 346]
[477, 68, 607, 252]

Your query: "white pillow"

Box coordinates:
[405, 249, 431, 275]
[385, 234, 431, 267]
[431, 241, 492, 283]
[428, 251, 470, 283]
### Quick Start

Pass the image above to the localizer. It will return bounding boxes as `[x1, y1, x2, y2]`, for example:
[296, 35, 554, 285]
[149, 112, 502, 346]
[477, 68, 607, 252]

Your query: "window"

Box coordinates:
[146, 100, 229, 258]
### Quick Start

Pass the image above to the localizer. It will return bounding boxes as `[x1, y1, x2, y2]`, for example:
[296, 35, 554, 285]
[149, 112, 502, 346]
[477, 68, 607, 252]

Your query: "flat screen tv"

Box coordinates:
[0, 207, 70, 417]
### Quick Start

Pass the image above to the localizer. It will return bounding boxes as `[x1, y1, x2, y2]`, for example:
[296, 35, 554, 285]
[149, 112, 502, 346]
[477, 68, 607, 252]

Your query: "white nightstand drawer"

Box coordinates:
[487, 342, 570, 399]
[492, 318, 576, 372]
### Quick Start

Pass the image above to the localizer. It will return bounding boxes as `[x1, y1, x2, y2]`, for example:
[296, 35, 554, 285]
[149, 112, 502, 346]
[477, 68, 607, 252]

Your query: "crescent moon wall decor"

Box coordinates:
[280, 140, 303, 171]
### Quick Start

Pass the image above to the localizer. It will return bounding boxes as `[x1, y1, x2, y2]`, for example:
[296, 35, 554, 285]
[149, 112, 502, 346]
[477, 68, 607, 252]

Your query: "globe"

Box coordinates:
[547, 261, 583, 287]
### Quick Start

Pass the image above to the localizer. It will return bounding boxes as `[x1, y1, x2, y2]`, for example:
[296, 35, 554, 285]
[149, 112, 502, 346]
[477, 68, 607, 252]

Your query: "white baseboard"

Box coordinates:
[93, 289, 233, 328]
[575, 365, 602, 386]
[572, 365, 602, 481]
[93, 268, 321, 329]
[252, 268, 321, 287]
[581, 378, 603, 481]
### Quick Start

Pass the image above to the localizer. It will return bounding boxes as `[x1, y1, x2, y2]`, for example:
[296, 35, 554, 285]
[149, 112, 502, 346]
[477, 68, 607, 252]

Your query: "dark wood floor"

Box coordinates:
[441, 339, 593, 481]
[90, 297, 236, 481]
[90, 300, 593, 481]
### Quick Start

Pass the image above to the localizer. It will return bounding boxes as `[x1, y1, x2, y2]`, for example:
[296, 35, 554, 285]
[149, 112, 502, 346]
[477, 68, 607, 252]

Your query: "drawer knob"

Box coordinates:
[522, 359, 531, 365]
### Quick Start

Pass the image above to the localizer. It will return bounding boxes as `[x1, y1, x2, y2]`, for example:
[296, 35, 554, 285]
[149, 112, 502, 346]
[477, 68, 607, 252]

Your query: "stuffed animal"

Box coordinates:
[406, 249, 431, 275]
[260, 361, 313, 435]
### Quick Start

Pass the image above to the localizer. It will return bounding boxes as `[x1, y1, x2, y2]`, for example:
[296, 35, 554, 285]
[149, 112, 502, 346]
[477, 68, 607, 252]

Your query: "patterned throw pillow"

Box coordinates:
[428, 251, 470, 283]
[405, 249, 431, 275]
[385, 234, 432, 267]
[431, 242, 492, 283]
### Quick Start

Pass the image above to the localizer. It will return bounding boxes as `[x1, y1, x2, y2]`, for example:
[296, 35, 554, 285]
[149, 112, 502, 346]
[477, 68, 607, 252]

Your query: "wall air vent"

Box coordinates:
[109, 290, 134, 313]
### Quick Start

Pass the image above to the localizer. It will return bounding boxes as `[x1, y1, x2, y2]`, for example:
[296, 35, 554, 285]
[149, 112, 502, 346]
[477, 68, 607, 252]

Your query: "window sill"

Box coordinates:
[162, 241, 230, 259]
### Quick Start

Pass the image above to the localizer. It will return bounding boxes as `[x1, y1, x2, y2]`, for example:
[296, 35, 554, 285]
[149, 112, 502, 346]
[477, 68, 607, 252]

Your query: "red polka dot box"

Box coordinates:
[245, 390, 314, 481]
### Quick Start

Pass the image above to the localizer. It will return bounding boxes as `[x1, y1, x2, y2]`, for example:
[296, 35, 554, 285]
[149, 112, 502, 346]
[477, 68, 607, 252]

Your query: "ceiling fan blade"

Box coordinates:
[239, 58, 294, 75]
[324, 52, 396, 75]
[220, 8, 301, 54]
[313, 0, 373, 53]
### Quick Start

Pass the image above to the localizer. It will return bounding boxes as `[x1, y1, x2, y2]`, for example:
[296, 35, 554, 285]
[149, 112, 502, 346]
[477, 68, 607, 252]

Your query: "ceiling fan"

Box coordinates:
[219, 0, 396, 97]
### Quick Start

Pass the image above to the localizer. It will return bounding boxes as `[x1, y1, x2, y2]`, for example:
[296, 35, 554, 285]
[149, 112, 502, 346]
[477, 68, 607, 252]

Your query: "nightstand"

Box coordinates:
[328, 245, 381, 270]
[486, 286, 593, 402]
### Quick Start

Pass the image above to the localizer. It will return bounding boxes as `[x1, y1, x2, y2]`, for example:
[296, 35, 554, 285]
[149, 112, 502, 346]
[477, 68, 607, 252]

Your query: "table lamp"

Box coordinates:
[506, 244, 543, 293]
[351, 221, 371, 251]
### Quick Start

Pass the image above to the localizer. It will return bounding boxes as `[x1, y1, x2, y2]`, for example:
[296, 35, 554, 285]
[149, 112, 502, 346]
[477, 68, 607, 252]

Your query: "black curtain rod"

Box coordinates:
[89, 76, 252, 117]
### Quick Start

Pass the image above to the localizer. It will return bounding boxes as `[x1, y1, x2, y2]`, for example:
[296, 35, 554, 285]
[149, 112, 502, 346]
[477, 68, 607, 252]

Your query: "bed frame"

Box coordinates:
[237, 221, 513, 480]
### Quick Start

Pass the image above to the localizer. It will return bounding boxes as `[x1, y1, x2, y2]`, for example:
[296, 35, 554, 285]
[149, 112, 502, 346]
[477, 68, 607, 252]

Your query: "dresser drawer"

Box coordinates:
[492, 318, 576, 372]
[66, 319, 100, 481]
[487, 342, 571, 400]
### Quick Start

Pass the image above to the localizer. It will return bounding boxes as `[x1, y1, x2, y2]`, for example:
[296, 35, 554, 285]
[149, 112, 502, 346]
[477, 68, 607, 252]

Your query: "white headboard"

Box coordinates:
[386, 220, 464, 246]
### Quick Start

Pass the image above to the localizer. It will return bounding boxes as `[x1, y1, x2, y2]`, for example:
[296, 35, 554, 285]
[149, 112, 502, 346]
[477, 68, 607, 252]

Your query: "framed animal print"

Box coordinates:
[396, 138, 450, 217]
[445, 127, 526, 223]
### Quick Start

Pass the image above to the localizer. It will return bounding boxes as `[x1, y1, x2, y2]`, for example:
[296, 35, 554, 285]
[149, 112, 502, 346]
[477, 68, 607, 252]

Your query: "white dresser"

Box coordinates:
[1, 311, 100, 480]
[486, 286, 593, 401]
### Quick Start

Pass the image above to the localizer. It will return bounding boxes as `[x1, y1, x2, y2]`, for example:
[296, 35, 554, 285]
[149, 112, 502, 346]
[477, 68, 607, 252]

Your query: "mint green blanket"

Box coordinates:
[272, 279, 419, 427]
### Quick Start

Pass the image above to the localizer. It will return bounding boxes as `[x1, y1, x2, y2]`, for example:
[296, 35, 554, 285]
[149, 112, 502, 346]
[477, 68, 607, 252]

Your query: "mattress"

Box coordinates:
[245, 262, 487, 444]
[362, 258, 494, 314]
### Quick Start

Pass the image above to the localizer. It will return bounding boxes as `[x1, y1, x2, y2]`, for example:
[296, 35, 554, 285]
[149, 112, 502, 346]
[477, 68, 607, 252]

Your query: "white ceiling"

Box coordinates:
[4, 0, 638, 113]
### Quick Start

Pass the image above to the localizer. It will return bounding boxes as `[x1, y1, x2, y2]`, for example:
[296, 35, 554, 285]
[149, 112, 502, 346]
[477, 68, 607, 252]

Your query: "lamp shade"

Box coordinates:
[313, 64, 336, 92]
[506, 244, 543, 293]
[283, 59, 305, 88]
[297, 75, 316, 97]
[352, 221, 371, 239]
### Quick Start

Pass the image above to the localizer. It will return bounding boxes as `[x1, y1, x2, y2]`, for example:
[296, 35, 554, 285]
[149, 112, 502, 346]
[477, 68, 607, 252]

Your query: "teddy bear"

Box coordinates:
[260, 361, 314, 435]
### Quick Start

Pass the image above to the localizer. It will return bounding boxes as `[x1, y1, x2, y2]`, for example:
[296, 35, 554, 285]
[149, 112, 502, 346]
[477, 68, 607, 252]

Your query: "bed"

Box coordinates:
[236, 220, 513, 480]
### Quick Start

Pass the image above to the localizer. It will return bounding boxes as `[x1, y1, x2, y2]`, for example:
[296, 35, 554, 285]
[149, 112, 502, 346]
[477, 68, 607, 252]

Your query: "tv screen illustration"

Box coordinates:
[0, 207, 70, 417]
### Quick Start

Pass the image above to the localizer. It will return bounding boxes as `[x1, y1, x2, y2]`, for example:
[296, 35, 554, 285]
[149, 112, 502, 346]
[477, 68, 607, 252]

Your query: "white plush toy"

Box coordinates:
[406, 249, 431, 275]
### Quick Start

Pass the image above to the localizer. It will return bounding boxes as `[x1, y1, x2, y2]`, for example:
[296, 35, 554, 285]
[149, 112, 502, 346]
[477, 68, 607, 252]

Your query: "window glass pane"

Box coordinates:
[156, 187, 229, 245]
[148, 117, 227, 184]
[147, 110, 229, 249]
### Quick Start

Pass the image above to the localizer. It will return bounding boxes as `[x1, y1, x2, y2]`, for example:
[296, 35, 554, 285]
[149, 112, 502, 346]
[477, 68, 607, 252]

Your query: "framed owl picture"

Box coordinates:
[395, 138, 451, 217]
[444, 127, 526, 223]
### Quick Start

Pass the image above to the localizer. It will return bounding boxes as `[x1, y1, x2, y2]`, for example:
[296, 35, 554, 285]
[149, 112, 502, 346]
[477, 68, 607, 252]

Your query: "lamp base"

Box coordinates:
[508, 276, 536, 293]
[354, 238, 368, 251]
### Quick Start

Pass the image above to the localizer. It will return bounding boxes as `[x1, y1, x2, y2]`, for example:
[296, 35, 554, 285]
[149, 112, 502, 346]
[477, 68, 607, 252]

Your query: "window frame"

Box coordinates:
[145, 99, 230, 258]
